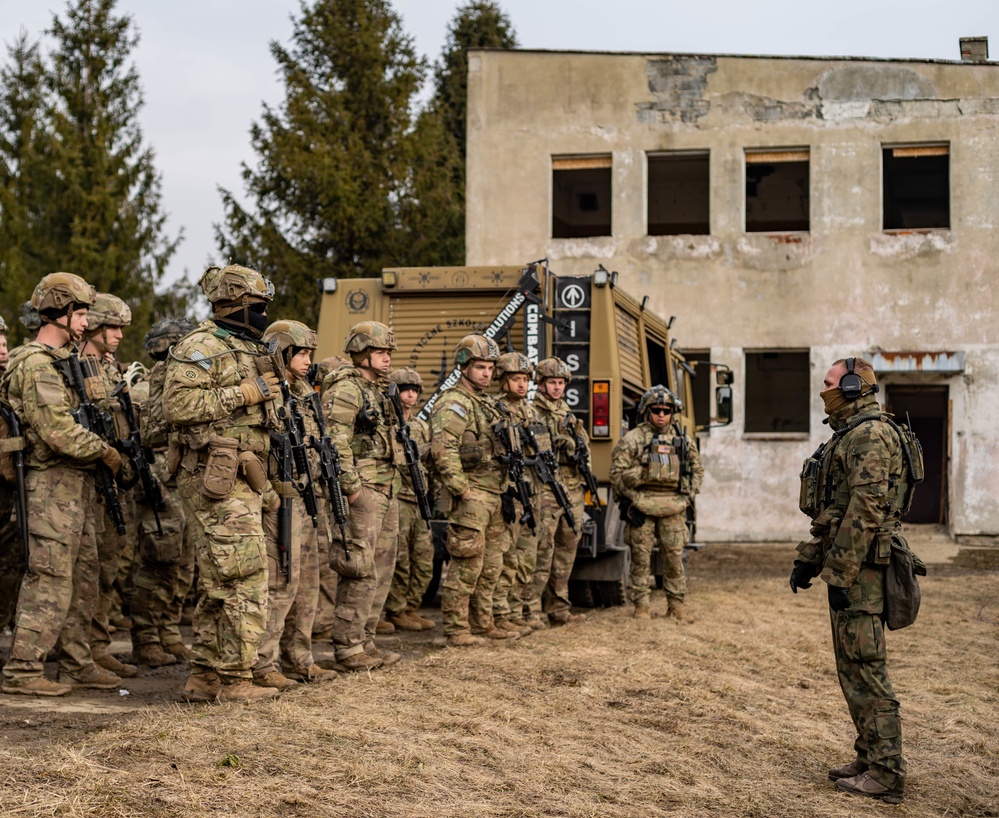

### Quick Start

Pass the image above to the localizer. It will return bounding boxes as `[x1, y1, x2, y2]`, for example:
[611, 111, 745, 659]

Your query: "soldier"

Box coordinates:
[609, 386, 703, 621]
[1, 273, 124, 696]
[491, 353, 543, 636]
[253, 319, 337, 688]
[383, 368, 435, 632]
[789, 357, 910, 804]
[0, 313, 19, 628]
[321, 322, 402, 671]
[130, 317, 196, 668]
[163, 264, 282, 704]
[525, 358, 586, 627]
[429, 335, 510, 647]
[78, 293, 140, 680]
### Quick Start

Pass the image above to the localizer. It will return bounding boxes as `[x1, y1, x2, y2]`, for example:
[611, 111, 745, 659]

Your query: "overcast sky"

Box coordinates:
[1, 0, 997, 289]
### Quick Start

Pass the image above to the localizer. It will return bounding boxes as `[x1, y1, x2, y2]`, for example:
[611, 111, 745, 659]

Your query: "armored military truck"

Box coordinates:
[316, 262, 732, 605]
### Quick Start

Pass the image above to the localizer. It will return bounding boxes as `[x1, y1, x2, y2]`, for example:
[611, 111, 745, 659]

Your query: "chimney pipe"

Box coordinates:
[960, 37, 989, 62]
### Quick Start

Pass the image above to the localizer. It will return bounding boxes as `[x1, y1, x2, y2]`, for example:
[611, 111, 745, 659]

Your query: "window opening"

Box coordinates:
[745, 149, 809, 232]
[883, 145, 949, 230]
[552, 155, 612, 238]
[744, 350, 809, 433]
[648, 151, 709, 235]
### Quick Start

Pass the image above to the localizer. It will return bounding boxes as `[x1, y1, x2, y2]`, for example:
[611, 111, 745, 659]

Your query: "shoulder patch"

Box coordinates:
[190, 350, 212, 371]
[449, 403, 467, 419]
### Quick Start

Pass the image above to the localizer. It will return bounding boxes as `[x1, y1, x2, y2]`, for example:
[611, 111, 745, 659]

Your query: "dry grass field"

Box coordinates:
[0, 540, 996, 818]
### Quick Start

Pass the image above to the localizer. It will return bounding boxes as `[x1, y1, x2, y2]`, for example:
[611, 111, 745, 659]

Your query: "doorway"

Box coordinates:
[884, 385, 948, 524]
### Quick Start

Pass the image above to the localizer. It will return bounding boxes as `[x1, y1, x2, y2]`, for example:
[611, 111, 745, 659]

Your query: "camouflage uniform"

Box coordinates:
[794, 386, 908, 795]
[609, 389, 703, 611]
[0, 314, 22, 627]
[430, 337, 507, 639]
[163, 266, 281, 693]
[1, 273, 113, 692]
[322, 323, 402, 665]
[527, 370, 586, 622]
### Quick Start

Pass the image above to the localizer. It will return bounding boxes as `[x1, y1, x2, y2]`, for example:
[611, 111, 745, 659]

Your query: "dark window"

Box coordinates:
[745, 150, 809, 232]
[648, 151, 709, 235]
[883, 145, 950, 230]
[744, 350, 809, 433]
[552, 156, 612, 238]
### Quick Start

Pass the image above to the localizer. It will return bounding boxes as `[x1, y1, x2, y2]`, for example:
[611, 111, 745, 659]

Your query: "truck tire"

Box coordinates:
[592, 577, 627, 607]
[569, 579, 596, 609]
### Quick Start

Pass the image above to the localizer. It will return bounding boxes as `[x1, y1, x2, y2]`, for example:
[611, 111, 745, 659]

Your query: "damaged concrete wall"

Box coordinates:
[466, 49, 999, 540]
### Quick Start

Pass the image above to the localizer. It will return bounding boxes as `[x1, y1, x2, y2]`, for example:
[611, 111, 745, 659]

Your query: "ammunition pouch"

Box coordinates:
[238, 450, 268, 493]
[200, 436, 240, 499]
[458, 430, 494, 470]
[798, 442, 826, 517]
[0, 411, 25, 484]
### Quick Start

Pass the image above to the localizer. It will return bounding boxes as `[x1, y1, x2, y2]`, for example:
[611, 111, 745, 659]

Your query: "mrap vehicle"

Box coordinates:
[316, 262, 732, 605]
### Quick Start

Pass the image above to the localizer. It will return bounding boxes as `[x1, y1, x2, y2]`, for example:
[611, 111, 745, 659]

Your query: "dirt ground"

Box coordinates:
[0, 531, 996, 817]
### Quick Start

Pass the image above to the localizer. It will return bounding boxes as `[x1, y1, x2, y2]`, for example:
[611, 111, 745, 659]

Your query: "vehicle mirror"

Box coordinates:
[715, 385, 733, 425]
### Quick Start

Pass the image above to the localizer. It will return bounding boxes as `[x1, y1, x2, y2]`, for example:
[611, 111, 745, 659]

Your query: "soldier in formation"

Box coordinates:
[610, 385, 703, 621]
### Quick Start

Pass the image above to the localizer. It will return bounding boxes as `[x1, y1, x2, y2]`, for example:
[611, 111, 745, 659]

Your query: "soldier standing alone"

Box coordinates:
[609, 386, 703, 621]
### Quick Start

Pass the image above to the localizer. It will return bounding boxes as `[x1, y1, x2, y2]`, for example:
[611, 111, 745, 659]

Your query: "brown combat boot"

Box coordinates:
[334, 652, 383, 672]
[253, 671, 299, 692]
[409, 610, 437, 630]
[375, 619, 396, 635]
[447, 633, 486, 648]
[181, 670, 221, 703]
[284, 664, 338, 683]
[834, 772, 904, 804]
[634, 604, 651, 619]
[496, 619, 532, 637]
[59, 664, 122, 690]
[667, 598, 690, 623]
[387, 611, 424, 632]
[828, 760, 868, 781]
[474, 626, 519, 640]
[367, 646, 401, 667]
[93, 648, 139, 678]
[137, 643, 179, 668]
[162, 642, 194, 663]
[1, 675, 72, 697]
[218, 679, 280, 703]
[523, 613, 549, 631]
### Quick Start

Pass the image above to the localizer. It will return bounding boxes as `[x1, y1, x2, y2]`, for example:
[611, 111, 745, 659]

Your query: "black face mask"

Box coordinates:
[216, 301, 268, 339]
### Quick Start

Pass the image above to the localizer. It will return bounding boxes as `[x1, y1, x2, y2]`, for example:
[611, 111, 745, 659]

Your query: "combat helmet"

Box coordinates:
[388, 367, 424, 392]
[30, 272, 96, 313]
[199, 264, 274, 306]
[144, 317, 195, 357]
[344, 321, 396, 354]
[494, 352, 534, 381]
[19, 302, 40, 333]
[85, 293, 132, 329]
[638, 385, 681, 417]
[453, 335, 499, 367]
[0, 315, 7, 335]
[313, 355, 349, 384]
[263, 320, 319, 356]
[535, 357, 572, 383]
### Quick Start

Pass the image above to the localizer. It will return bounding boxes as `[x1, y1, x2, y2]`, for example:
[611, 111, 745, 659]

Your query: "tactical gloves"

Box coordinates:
[239, 372, 280, 406]
[99, 444, 122, 475]
[827, 584, 851, 612]
[789, 561, 817, 594]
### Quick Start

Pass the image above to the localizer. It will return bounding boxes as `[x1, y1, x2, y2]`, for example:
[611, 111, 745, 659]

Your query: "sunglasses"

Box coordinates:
[649, 407, 673, 416]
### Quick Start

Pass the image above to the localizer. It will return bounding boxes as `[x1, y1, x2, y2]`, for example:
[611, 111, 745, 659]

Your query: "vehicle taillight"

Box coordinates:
[592, 380, 610, 437]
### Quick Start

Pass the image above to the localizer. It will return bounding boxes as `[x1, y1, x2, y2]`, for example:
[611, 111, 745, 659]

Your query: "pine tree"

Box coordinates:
[217, 0, 425, 327]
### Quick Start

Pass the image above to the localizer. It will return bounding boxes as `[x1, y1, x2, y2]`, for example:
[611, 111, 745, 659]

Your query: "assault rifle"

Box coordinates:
[111, 381, 165, 535]
[494, 417, 536, 534]
[1, 406, 29, 563]
[386, 383, 432, 527]
[268, 428, 295, 581]
[565, 416, 604, 524]
[56, 354, 126, 535]
[519, 423, 575, 532]
[306, 391, 350, 561]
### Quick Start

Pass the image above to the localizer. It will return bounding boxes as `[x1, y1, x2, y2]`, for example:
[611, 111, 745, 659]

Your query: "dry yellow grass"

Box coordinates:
[0, 543, 996, 818]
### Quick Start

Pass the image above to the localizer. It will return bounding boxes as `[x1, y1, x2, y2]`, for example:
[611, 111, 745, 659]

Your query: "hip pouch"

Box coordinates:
[200, 436, 240, 499]
[165, 436, 182, 477]
[238, 450, 268, 492]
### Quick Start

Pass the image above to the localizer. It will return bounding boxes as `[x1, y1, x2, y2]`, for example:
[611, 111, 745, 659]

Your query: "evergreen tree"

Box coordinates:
[217, 0, 425, 327]
[404, 2, 517, 265]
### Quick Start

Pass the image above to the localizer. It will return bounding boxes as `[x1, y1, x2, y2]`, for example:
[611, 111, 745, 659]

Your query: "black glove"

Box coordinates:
[827, 584, 851, 612]
[789, 562, 816, 594]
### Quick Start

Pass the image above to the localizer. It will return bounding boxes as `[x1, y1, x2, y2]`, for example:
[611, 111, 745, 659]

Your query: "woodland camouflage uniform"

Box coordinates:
[792, 366, 909, 800]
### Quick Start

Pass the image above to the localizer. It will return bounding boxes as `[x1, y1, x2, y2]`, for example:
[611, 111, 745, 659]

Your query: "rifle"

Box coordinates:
[520, 423, 576, 532]
[305, 391, 350, 561]
[565, 416, 604, 522]
[385, 383, 432, 527]
[111, 381, 165, 536]
[268, 428, 295, 582]
[55, 354, 126, 535]
[1, 406, 29, 564]
[493, 416, 536, 534]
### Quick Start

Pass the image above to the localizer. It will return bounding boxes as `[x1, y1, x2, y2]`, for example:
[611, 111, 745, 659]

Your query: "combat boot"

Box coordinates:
[447, 633, 486, 648]
[474, 627, 519, 640]
[834, 772, 904, 804]
[523, 613, 549, 631]
[333, 652, 383, 672]
[549, 611, 586, 627]
[93, 648, 139, 678]
[253, 671, 299, 692]
[375, 619, 396, 635]
[137, 643, 179, 668]
[828, 760, 868, 781]
[1, 676, 72, 697]
[181, 670, 221, 703]
[59, 664, 121, 690]
[667, 598, 690, 623]
[410, 611, 437, 630]
[387, 611, 424, 632]
[162, 642, 194, 663]
[367, 646, 401, 667]
[634, 604, 651, 619]
[496, 619, 532, 637]
[284, 664, 338, 684]
[218, 679, 280, 703]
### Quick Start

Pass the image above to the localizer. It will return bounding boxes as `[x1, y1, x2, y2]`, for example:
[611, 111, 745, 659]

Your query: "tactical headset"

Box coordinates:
[839, 357, 878, 402]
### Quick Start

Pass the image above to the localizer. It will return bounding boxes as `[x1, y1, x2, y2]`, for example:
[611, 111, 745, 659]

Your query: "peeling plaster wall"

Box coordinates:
[467, 50, 999, 540]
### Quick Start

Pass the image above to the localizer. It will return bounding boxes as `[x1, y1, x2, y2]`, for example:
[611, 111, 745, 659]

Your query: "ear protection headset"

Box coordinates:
[839, 357, 878, 402]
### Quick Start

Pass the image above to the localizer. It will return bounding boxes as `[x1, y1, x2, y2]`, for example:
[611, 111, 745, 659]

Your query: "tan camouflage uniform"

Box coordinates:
[430, 380, 507, 637]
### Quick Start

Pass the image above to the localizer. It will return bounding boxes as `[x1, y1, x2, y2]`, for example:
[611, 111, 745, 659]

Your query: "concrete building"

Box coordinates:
[465, 40, 998, 542]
